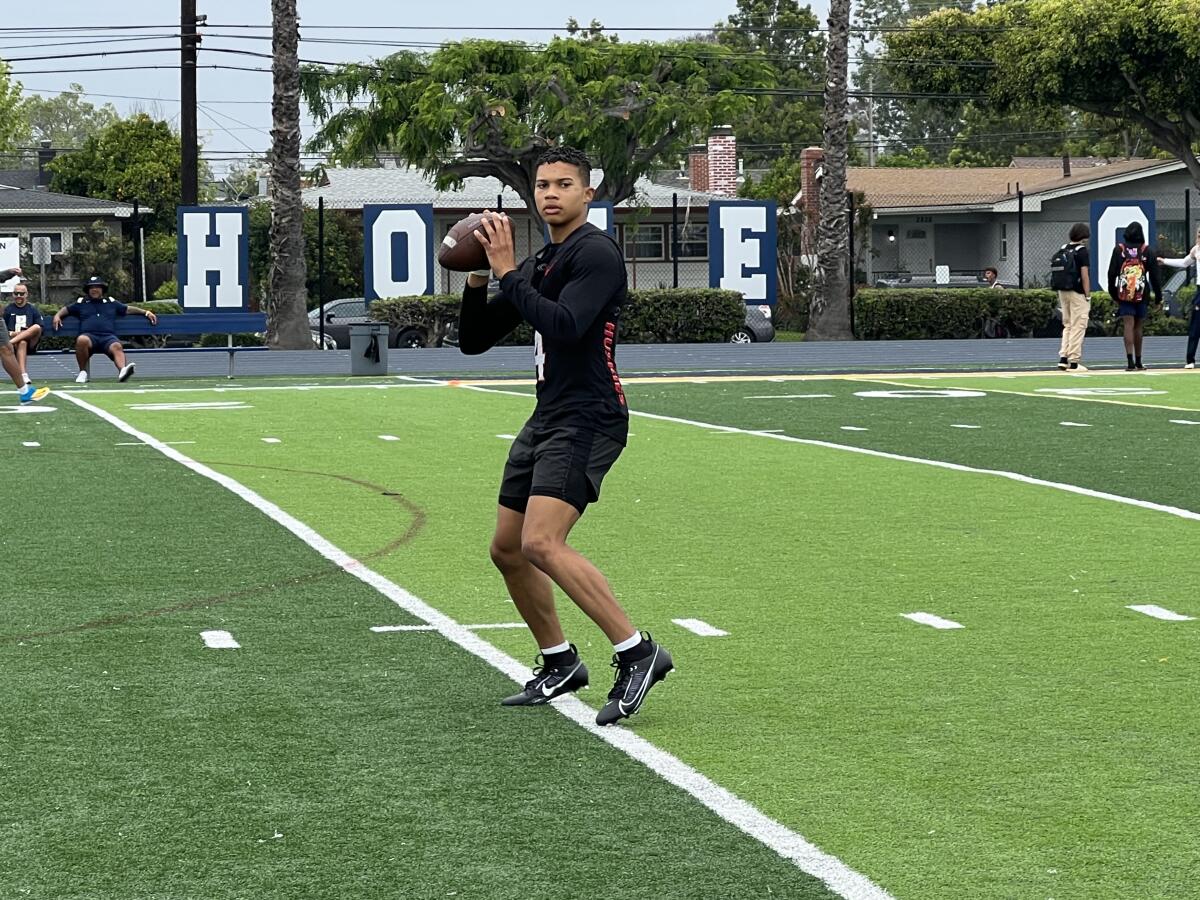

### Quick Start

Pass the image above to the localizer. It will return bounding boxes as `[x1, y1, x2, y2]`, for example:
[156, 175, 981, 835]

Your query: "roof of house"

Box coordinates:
[1008, 156, 1135, 169]
[849, 158, 1181, 211]
[302, 166, 726, 211]
[0, 169, 40, 190]
[0, 185, 138, 217]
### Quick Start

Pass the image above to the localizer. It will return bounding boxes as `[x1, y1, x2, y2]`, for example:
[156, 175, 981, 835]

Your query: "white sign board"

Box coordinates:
[31, 237, 51, 266]
[0, 236, 18, 290]
[935, 265, 950, 285]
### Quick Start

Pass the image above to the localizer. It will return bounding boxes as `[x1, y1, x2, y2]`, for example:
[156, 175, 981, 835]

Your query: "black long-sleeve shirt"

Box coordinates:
[1107, 243, 1162, 304]
[459, 222, 629, 441]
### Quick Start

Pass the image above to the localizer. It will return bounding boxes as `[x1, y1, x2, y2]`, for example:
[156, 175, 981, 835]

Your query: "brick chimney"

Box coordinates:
[37, 140, 56, 190]
[706, 126, 738, 196]
[688, 144, 709, 192]
[800, 146, 824, 228]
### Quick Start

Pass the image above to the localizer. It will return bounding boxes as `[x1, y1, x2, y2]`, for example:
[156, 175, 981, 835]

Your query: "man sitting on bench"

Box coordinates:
[52, 275, 158, 384]
[4, 279, 43, 386]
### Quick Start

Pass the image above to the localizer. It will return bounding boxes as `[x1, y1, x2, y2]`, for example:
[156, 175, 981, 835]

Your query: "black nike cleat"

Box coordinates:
[596, 637, 673, 726]
[501, 649, 589, 706]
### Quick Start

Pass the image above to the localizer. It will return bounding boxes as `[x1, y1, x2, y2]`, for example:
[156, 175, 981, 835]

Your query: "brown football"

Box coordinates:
[437, 212, 504, 272]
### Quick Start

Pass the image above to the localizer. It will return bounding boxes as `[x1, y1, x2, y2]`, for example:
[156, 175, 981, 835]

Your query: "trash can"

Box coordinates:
[349, 322, 389, 376]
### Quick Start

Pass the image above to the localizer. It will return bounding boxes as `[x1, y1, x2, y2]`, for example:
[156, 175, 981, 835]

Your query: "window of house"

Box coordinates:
[622, 224, 665, 260]
[1000, 223, 1008, 261]
[671, 223, 709, 259]
[29, 231, 64, 254]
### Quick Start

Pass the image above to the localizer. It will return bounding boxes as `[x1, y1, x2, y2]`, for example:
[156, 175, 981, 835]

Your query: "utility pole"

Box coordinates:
[867, 76, 876, 167]
[181, 0, 200, 205]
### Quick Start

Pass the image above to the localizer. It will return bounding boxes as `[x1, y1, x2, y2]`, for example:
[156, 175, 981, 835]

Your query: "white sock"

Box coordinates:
[612, 632, 642, 653]
[539, 641, 570, 656]
[21, 373, 30, 385]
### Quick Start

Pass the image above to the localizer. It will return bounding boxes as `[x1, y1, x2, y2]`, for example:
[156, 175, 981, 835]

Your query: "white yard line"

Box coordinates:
[60, 389, 892, 900]
[1169, 419, 1200, 426]
[371, 622, 527, 633]
[261, 437, 282, 444]
[378, 435, 400, 441]
[81, 382, 440, 395]
[1059, 422, 1092, 428]
[949, 424, 981, 429]
[457, 382, 1200, 524]
[901, 612, 964, 630]
[21, 441, 40, 447]
[1127, 605, 1195, 622]
[672, 618, 730, 637]
[744, 394, 834, 400]
[857, 377, 1200, 414]
[200, 629, 240, 649]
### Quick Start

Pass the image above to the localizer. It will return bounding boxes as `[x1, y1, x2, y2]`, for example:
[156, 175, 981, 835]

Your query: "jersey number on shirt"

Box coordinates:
[13, 315, 26, 330]
[533, 331, 545, 382]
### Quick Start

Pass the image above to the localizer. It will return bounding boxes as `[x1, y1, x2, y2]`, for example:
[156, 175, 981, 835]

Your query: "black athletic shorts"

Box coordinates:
[82, 334, 121, 357]
[498, 422, 624, 515]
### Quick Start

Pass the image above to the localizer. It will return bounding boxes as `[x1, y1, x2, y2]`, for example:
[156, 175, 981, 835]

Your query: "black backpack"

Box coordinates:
[1049, 243, 1079, 290]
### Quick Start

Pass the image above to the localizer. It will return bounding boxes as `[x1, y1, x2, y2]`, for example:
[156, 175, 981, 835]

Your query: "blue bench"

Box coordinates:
[51, 312, 268, 378]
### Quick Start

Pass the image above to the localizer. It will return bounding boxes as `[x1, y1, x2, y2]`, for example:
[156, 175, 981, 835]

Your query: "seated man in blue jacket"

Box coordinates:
[51, 275, 158, 384]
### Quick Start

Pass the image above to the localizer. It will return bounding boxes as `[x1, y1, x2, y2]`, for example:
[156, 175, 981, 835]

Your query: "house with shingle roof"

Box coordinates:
[793, 149, 1194, 287]
[301, 135, 744, 294]
[0, 146, 141, 303]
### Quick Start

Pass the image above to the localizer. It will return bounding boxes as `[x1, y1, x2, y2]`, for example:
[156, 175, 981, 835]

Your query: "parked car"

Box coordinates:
[729, 304, 775, 343]
[873, 274, 990, 289]
[309, 298, 427, 349]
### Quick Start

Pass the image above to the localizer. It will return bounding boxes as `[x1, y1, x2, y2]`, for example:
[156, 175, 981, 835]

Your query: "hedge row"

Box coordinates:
[368, 288, 746, 346]
[853, 288, 1196, 340]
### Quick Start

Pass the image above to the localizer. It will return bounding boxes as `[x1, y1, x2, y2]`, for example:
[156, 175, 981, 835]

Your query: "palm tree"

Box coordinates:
[809, 0, 854, 340]
[267, 0, 311, 349]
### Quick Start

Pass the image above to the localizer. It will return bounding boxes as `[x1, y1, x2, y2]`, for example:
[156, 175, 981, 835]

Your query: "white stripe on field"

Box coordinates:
[744, 394, 834, 400]
[83, 382, 440, 395]
[1060, 421, 1092, 428]
[949, 424, 981, 429]
[128, 401, 251, 411]
[115, 441, 196, 446]
[371, 622, 527, 633]
[57, 389, 892, 900]
[379, 435, 400, 441]
[200, 629, 240, 649]
[840, 426, 868, 432]
[901, 612, 964, 630]
[22, 441, 39, 447]
[1169, 420, 1200, 426]
[1127, 604, 1195, 622]
[461, 382, 1200, 525]
[262, 437, 281, 444]
[672, 618, 729, 637]
[497, 433, 516, 440]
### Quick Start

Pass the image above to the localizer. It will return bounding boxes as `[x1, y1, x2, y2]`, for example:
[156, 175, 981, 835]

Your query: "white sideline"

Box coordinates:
[58, 389, 893, 900]
[456, 381, 1200, 523]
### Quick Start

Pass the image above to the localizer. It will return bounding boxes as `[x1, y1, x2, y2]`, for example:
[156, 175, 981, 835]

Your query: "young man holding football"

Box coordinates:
[460, 146, 673, 726]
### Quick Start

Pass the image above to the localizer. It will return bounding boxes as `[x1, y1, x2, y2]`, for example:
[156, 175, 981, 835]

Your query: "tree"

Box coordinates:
[852, 0, 973, 162]
[46, 114, 183, 233]
[301, 35, 772, 227]
[808, 0, 854, 340]
[884, 0, 1200, 187]
[248, 202, 362, 308]
[20, 84, 118, 152]
[0, 60, 29, 162]
[66, 220, 133, 297]
[715, 0, 825, 161]
[741, 156, 808, 299]
[267, 0, 311, 350]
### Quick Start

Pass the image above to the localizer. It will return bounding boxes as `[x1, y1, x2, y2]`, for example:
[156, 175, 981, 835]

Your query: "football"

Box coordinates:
[437, 212, 505, 272]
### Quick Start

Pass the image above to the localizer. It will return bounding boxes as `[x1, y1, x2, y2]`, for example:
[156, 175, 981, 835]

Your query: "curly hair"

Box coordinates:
[535, 146, 592, 184]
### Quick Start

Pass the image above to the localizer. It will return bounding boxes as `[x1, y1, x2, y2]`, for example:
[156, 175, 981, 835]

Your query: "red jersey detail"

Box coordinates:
[603, 321, 626, 406]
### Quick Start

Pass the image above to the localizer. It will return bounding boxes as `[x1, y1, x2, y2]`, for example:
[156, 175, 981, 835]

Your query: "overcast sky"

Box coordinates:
[4, 1, 831, 180]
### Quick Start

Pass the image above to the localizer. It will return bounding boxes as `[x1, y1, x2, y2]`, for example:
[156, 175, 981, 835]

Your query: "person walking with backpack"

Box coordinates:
[1157, 225, 1200, 368]
[1107, 222, 1162, 371]
[1050, 223, 1092, 370]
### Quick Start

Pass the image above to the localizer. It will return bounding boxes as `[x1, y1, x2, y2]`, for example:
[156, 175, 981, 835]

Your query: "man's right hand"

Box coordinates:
[52, 315, 62, 330]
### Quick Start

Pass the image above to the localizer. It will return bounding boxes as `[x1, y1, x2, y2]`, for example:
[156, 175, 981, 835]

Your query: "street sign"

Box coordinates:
[31, 237, 52, 265]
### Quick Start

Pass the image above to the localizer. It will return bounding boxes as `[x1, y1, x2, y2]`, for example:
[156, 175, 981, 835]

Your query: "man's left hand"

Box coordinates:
[474, 213, 517, 280]
[146, 311, 158, 325]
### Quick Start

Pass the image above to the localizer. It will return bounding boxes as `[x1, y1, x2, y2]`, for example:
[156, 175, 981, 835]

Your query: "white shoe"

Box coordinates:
[117, 363, 135, 383]
[1185, 363, 1195, 370]
[75, 370, 89, 384]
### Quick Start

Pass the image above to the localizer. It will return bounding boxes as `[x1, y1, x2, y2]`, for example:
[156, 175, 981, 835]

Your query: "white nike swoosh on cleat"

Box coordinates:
[540, 661, 582, 697]
[618, 647, 659, 715]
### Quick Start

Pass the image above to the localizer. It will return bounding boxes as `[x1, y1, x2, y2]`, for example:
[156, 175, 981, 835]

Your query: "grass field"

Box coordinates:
[3, 369, 1199, 899]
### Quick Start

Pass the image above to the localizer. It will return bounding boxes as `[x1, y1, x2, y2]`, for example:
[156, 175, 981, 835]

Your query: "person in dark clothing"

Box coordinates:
[0, 267, 49, 404]
[460, 146, 673, 726]
[1157, 225, 1200, 368]
[1054, 223, 1092, 371]
[1107, 222, 1162, 370]
[51, 275, 158, 384]
[4, 281, 43, 385]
